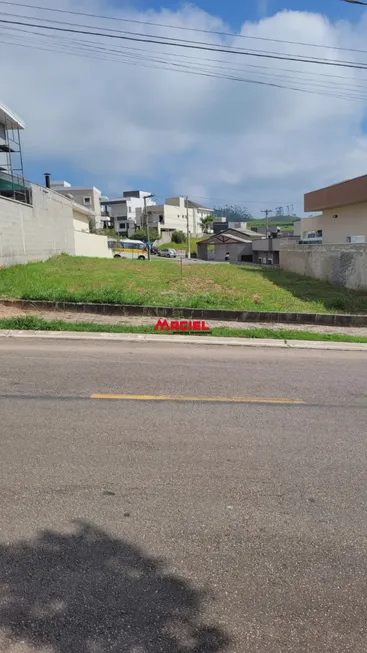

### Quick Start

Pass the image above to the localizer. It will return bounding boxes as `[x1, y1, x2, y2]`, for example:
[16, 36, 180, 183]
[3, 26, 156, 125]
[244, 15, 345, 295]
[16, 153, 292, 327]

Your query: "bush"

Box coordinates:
[171, 231, 187, 244]
[134, 228, 159, 242]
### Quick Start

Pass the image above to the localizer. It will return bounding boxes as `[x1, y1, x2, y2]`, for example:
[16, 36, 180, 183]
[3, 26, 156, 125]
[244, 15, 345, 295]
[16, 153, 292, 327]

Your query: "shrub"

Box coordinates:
[171, 231, 187, 244]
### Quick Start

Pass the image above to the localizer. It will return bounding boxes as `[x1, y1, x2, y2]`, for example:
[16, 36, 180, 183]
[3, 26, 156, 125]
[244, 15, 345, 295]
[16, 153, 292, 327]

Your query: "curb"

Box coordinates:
[1, 299, 367, 327]
[1, 330, 367, 351]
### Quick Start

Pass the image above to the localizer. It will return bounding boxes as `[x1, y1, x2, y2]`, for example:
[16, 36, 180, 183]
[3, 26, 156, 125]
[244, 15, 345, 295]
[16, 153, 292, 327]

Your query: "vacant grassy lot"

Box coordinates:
[0, 255, 366, 313]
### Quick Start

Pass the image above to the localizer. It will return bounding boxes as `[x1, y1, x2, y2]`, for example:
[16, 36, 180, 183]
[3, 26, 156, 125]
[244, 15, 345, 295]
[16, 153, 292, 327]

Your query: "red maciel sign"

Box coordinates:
[154, 319, 211, 332]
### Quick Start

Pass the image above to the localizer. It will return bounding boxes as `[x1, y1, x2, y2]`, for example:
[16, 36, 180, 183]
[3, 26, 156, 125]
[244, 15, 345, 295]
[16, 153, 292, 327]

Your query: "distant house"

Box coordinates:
[197, 228, 262, 262]
[212, 218, 249, 234]
[300, 174, 367, 244]
[136, 197, 212, 240]
[101, 190, 155, 236]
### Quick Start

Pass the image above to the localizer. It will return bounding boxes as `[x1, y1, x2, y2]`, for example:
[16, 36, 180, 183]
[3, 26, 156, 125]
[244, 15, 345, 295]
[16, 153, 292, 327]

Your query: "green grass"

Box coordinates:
[0, 254, 366, 314]
[1, 315, 366, 343]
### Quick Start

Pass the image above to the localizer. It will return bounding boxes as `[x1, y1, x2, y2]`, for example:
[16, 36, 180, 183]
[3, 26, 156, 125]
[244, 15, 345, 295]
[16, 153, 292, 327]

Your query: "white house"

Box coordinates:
[101, 190, 155, 236]
[136, 196, 213, 240]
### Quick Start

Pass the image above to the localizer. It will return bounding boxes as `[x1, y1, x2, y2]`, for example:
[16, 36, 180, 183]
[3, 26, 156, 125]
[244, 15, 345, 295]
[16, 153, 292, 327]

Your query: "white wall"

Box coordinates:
[73, 208, 91, 233]
[0, 184, 75, 266]
[74, 231, 112, 258]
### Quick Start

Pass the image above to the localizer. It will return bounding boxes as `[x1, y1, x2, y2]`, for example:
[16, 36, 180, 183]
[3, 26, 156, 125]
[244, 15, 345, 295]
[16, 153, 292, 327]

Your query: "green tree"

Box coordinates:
[200, 215, 215, 234]
[212, 205, 252, 221]
[134, 228, 159, 243]
[96, 227, 119, 239]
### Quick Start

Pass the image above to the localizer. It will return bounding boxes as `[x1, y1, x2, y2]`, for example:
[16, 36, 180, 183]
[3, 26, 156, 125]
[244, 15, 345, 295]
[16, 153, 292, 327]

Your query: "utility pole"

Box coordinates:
[143, 193, 155, 261]
[261, 209, 272, 237]
[186, 196, 191, 259]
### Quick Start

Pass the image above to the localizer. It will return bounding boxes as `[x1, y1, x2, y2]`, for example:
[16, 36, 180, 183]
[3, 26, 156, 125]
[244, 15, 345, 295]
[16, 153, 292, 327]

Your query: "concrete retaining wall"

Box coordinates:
[280, 243, 367, 289]
[0, 185, 75, 266]
[74, 231, 112, 258]
[2, 299, 366, 326]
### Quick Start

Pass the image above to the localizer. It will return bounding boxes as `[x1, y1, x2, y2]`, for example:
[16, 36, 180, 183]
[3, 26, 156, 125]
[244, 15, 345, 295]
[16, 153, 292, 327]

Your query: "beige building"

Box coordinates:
[300, 175, 367, 244]
[137, 197, 212, 239]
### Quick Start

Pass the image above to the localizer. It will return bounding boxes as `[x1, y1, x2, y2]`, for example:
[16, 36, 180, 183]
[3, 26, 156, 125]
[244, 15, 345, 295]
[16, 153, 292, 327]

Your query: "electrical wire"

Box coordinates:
[2, 17, 367, 72]
[1, 25, 367, 102]
[1, 0, 367, 56]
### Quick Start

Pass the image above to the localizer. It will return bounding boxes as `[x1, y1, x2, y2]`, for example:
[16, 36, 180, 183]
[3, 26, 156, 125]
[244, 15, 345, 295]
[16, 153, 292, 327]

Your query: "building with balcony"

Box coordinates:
[137, 197, 212, 239]
[101, 190, 155, 236]
[0, 101, 30, 204]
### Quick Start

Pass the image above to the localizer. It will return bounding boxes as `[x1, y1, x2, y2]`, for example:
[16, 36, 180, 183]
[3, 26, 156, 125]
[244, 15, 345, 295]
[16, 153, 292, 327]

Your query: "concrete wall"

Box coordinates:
[74, 231, 112, 258]
[280, 242, 367, 289]
[299, 203, 367, 244]
[214, 242, 252, 262]
[0, 185, 75, 266]
[51, 185, 101, 225]
[73, 207, 91, 233]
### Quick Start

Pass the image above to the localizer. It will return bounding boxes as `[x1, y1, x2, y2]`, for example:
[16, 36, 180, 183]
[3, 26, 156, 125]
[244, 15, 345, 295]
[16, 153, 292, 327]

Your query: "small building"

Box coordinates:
[301, 174, 367, 244]
[212, 218, 248, 234]
[252, 235, 299, 265]
[197, 228, 261, 262]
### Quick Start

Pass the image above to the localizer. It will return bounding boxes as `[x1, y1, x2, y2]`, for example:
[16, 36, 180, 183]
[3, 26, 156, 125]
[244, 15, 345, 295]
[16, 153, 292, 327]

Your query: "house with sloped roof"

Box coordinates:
[197, 228, 263, 262]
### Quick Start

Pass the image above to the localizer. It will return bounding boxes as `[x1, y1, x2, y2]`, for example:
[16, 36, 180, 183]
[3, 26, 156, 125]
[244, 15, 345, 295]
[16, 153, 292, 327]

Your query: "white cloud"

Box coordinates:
[1, 1, 367, 214]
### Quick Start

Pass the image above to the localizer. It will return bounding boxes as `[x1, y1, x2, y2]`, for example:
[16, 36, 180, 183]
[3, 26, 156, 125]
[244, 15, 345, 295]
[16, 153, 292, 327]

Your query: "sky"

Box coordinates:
[1, 0, 367, 216]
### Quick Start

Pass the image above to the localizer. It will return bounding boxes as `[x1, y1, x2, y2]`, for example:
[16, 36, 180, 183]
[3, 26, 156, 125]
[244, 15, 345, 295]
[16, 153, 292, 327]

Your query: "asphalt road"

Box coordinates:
[1, 339, 367, 653]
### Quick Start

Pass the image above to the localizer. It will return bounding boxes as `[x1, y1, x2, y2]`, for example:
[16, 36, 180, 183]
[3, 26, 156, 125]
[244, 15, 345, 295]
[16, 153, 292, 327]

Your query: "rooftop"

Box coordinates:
[0, 102, 25, 131]
[304, 174, 367, 212]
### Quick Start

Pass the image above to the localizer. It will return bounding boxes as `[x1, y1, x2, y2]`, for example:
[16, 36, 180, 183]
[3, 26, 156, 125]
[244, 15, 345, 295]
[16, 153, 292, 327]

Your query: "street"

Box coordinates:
[1, 339, 367, 652]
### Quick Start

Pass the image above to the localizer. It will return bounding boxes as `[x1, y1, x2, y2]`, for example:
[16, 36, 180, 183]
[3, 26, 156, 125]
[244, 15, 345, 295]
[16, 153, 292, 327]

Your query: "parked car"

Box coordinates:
[158, 248, 177, 258]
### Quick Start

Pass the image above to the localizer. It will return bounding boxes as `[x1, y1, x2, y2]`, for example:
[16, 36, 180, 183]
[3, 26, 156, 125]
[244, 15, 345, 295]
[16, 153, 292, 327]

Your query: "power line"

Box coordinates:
[2, 17, 367, 72]
[3, 8, 365, 67]
[2, 26, 367, 102]
[4, 22, 367, 95]
[2, 0, 367, 56]
[2, 31, 367, 103]
[4, 21, 367, 93]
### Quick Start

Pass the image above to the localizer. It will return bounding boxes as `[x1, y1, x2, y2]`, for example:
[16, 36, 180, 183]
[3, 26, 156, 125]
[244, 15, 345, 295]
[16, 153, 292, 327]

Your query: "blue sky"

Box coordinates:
[2, 0, 367, 215]
[127, 0, 364, 27]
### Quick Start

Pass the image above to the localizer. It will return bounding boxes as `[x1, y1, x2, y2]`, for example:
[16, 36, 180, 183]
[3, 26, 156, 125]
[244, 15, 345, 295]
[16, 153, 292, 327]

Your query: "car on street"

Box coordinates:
[158, 248, 177, 258]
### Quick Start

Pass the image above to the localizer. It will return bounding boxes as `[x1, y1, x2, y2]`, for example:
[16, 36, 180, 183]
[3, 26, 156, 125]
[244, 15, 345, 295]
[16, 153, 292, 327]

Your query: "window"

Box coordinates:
[302, 230, 322, 241]
[348, 235, 365, 244]
[119, 222, 127, 230]
[83, 196, 91, 206]
[128, 206, 132, 213]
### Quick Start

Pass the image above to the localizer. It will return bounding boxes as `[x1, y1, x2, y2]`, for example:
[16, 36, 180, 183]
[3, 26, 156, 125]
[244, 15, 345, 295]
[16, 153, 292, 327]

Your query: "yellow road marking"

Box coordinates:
[91, 393, 304, 404]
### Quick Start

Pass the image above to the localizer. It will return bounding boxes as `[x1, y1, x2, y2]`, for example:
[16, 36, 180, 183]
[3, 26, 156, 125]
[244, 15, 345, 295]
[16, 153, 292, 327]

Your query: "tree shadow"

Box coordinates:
[0, 521, 230, 652]
[238, 265, 367, 313]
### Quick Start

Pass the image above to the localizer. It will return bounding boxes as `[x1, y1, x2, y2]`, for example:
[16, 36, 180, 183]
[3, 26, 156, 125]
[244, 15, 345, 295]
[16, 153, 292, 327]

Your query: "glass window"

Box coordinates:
[83, 197, 91, 206]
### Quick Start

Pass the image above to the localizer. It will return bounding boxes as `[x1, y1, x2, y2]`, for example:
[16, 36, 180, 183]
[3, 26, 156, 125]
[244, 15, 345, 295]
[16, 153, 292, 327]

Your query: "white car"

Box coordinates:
[158, 248, 177, 258]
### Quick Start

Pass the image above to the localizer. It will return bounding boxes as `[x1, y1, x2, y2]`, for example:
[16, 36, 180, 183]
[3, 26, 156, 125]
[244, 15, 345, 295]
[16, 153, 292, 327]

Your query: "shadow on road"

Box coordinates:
[0, 521, 230, 652]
